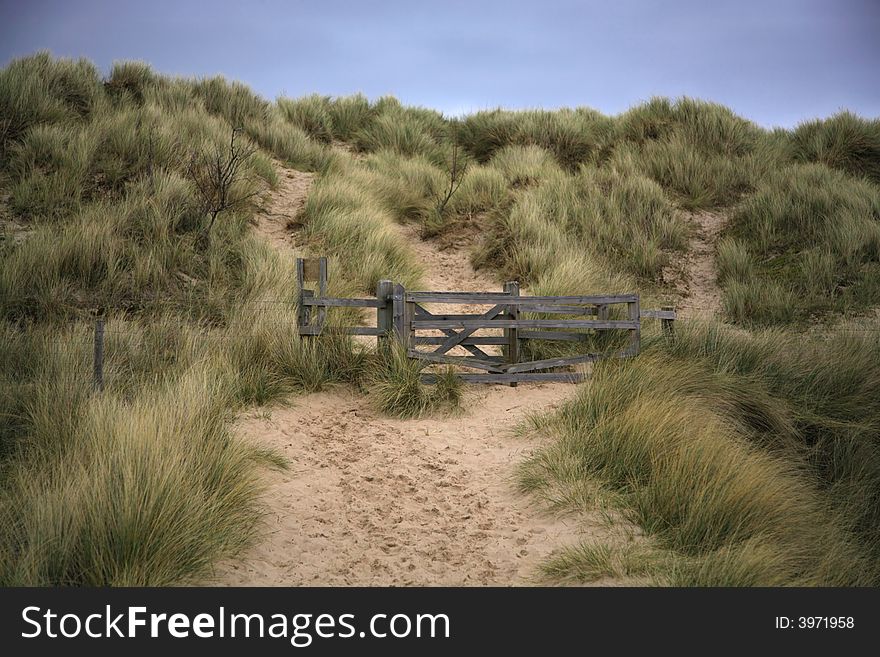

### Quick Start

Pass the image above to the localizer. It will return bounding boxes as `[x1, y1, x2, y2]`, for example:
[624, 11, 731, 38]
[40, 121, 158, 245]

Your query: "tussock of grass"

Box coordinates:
[277, 94, 334, 143]
[489, 144, 561, 187]
[326, 94, 375, 141]
[457, 107, 613, 170]
[475, 163, 685, 284]
[792, 111, 880, 184]
[0, 359, 269, 586]
[352, 101, 450, 165]
[368, 346, 462, 418]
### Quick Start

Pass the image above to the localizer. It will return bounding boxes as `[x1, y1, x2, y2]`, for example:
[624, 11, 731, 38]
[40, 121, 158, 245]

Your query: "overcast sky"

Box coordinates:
[1, 0, 878, 127]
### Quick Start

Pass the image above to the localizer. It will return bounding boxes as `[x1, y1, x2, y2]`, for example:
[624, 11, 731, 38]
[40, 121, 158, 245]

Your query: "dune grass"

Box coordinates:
[367, 346, 462, 419]
[0, 54, 421, 585]
[720, 163, 880, 324]
[791, 111, 880, 184]
[521, 324, 880, 586]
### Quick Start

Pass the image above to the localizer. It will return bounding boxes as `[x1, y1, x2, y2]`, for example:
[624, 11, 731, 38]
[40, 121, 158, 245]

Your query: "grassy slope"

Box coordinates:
[2, 53, 879, 585]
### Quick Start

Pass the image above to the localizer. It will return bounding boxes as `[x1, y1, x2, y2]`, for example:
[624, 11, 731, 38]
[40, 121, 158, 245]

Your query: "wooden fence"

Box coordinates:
[296, 257, 675, 385]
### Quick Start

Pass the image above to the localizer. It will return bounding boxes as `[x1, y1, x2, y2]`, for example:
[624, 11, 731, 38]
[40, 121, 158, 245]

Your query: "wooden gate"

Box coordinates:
[400, 287, 640, 384]
[295, 258, 675, 384]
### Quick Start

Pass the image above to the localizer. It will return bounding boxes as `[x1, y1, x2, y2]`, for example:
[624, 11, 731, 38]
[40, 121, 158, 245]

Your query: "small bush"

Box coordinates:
[297, 165, 423, 291]
[0, 53, 108, 170]
[457, 107, 612, 170]
[445, 164, 508, 217]
[362, 150, 446, 222]
[613, 137, 755, 210]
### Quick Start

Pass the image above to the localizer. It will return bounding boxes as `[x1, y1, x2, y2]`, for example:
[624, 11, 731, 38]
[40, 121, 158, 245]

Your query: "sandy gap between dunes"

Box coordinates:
[208, 163, 622, 586]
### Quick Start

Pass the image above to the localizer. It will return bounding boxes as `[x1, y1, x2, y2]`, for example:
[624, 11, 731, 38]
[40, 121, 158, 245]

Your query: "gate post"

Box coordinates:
[376, 279, 393, 353]
[503, 281, 520, 387]
[392, 283, 407, 347]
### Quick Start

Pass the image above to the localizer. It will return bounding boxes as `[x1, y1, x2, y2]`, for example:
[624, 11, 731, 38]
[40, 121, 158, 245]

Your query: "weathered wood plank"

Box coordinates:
[412, 312, 500, 321]
[518, 330, 591, 342]
[407, 293, 638, 305]
[295, 258, 305, 292]
[660, 304, 675, 342]
[641, 309, 676, 320]
[345, 326, 384, 336]
[408, 350, 507, 373]
[301, 257, 322, 281]
[413, 319, 639, 330]
[298, 288, 314, 330]
[628, 297, 640, 356]
[420, 372, 588, 384]
[302, 297, 385, 308]
[504, 353, 604, 374]
[318, 257, 328, 296]
[405, 299, 416, 349]
[376, 280, 393, 351]
[517, 304, 598, 315]
[413, 336, 509, 346]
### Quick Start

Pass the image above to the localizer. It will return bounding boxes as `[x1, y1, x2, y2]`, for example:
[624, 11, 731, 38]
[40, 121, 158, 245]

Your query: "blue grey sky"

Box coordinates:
[1, 0, 878, 127]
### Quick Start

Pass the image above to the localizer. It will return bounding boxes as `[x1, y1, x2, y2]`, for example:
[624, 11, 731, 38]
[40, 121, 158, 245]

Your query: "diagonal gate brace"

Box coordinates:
[433, 304, 506, 355]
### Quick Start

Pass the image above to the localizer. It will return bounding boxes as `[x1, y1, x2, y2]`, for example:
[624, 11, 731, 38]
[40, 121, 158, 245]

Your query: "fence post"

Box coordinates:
[392, 283, 406, 346]
[661, 304, 675, 343]
[503, 281, 520, 387]
[627, 295, 640, 356]
[376, 279, 393, 353]
[93, 314, 105, 392]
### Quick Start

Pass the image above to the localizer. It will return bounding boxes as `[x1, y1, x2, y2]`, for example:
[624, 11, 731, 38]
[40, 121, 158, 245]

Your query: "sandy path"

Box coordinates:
[252, 163, 315, 251]
[208, 165, 597, 585]
[675, 210, 726, 320]
[215, 385, 594, 585]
